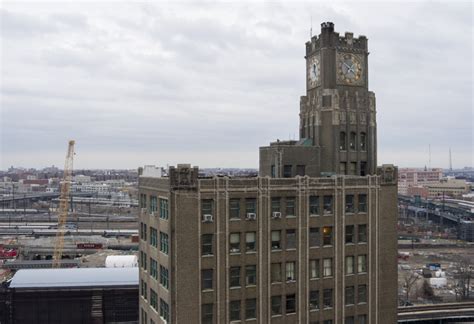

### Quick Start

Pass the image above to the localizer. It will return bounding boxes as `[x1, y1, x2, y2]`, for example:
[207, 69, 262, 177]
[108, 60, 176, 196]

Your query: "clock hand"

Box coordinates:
[343, 62, 352, 70]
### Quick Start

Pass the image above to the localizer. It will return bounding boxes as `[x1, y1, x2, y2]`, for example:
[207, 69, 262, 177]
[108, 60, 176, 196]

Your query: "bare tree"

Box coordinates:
[402, 271, 421, 305]
[453, 257, 473, 300]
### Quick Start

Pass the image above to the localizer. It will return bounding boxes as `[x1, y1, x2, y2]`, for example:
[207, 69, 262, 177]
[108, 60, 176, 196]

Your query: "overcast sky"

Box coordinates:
[0, 0, 472, 170]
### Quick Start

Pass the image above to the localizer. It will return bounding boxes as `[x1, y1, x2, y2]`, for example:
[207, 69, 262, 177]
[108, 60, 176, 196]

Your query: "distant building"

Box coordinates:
[139, 22, 398, 324]
[0, 268, 138, 324]
[425, 178, 471, 198]
[398, 168, 443, 195]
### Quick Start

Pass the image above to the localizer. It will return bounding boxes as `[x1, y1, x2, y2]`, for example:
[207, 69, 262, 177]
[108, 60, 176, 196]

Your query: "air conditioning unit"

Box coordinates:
[246, 213, 257, 220]
[272, 212, 281, 219]
[203, 214, 214, 223]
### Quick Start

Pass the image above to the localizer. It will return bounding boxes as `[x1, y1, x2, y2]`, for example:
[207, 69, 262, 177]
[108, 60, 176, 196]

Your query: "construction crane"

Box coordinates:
[52, 140, 75, 268]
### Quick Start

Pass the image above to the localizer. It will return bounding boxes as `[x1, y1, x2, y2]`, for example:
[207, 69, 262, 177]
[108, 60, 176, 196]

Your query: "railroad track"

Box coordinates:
[398, 302, 474, 322]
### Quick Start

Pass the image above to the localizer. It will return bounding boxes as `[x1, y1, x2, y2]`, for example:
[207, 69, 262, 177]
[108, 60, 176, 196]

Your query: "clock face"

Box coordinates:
[308, 55, 320, 88]
[338, 53, 363, 84]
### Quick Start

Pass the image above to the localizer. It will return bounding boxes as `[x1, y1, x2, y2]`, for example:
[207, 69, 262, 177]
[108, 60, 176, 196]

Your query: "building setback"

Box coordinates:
[139, 22, 398, 324]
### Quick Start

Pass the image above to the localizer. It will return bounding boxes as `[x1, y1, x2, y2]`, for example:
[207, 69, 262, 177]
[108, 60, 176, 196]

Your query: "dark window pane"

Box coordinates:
[286, 229, 296, 249]
[309, 228, 320, 247]
[245, 299, 257, 319]
[202, 304, 213, 324]
[309, 290, 319, 310]
[340, 132, 346, 150]
[202, 269, 213, 290]
[246, 265, 257, 286]
[345, 225, 354, 244]
[358, 224, 367, 243]
[323, 289, 333, 308]
[283, 165, 292, 178]
[358, 194, 367, 213]
[345, 195, 354, 213]
[271, 296, 282, 315]
[345, 286, 355, 305]
[230, 267, 240, 288]
[202, 234, 213, 255]
[323, 196, 333, 214]
[309, 196, 319, 215]
[230, 301, 240, 321]
[296, 165, 306, 176]
[286, 197, 296, 216]
[286, 294, 296, 314]
[229, 199, 240, 219]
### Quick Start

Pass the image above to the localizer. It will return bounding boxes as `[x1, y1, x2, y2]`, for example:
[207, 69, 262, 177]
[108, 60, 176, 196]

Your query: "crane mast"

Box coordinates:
[52, 140, 75, 268]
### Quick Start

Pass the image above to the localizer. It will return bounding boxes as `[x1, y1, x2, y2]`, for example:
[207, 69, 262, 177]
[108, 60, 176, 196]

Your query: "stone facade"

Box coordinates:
[139, 22, 398, 324]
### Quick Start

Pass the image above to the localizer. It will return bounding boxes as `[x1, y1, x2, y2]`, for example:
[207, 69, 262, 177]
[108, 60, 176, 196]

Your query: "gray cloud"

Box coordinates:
[0, 1, 472, 169]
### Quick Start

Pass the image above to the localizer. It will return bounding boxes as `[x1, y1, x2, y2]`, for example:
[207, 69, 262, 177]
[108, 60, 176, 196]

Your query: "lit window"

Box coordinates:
[286, 262, 296, 281]
[322, 227, 333, 246]
[323, 258, 332, 277]
[229, 233, 241, 253]
[309, 259, 320, 279]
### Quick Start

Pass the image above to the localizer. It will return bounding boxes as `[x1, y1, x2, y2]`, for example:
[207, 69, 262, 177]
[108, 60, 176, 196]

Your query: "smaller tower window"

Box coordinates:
[350, 132, 356, 150]
[360, 132, 367, 151]
[283, 165, 292, 178]
[340, 132, 347, 150]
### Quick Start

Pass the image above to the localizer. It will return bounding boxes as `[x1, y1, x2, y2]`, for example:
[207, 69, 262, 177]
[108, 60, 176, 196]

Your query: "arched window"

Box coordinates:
[339, 132, 346, 150]
[350, 132, 356, 150]
[360, 132, 367, 151]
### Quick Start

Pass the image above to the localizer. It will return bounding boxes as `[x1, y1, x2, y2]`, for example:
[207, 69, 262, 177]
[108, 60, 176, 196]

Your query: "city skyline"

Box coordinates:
[1, 1, 472, 170]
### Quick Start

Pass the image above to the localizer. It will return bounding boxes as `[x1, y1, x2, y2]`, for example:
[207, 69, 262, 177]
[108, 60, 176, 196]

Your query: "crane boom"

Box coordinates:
[52, 140, 75, 268]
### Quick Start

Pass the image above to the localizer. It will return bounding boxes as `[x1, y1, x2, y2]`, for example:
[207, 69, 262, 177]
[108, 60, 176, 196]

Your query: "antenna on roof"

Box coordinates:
[428, 144, 431, 170]
[449, 147, 452, 172]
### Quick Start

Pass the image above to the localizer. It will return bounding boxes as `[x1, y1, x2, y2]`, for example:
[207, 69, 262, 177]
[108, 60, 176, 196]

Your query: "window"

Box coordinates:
[358, 255, 367, 273]
[230, 233, 240, 253]
[323, 195, 333, 214]
[245, 198, 257, 214]
[139, 194, 147, 209]
[296, 165, 306, 176]
[202, 269, 213, 290]
[150, 258, 158, 280]
[345, 286, 355, 305]
[346, 256, 354, 275]
[309, 290, 319, 310]
[346, 194, 354, 213]
[140, 279, 147, 300]
[271, 263, 282, 283]
[159, 299, 169, 322]
[309, 196, 319, 215]
[349, 162, 357, 175]
[230, 301, 240, 321]
[323, 258, 332, 277]
[202, 234, 213, 256]
[230, 267, 240, 288]
[322, 227, 332, 246]
[358, 285, 367, 303]
[360, 161, 367, 176]
[350, 132, 356, 150]
[271, 165, 276, 178]
[202, 304, 213, 324]
[340, 162, 347, 175]
[286, 197, 296, 216]
[286, 262, 296, 281]
[229, 198, 240, 220]
[150, 227, 158, 248]
[360, 132, 367, 151]
[201, 199, 213, 218]
[309, 259, 320, 279]
[340, 132, 347, 150]
[283, 165, 292, 178]
[246, 232, 256, 252]
[345, 225, 355, 244]
[140, 222, 147, 241]
[309, 228, 320, 247]
[345, 316, 355, 324]
[246, 265, 257, 286]
[150, 195, 158, 213]
[286, 229, 296, 249]
[358, 314, 367, 324]
[140, 251, 147, 270]
[159, 198, 168, 219]
[271, 197, 281, 213]
[160, 232, 169, 255]
[271, 296, 282, 315]
[323, 289, 333, 308]
[286, 294, 296, 314]
[271, 230, 281, 250]
[245, 299, 257, 319]
[358, 224, 367, 243]
[322, 95, 332, 107]
[324, 321, 333, 324]
[358, 194, 367, 213]
[150, 288, 158, 310]
[160, 265, 169, 289]
[141, 308, 147, 324]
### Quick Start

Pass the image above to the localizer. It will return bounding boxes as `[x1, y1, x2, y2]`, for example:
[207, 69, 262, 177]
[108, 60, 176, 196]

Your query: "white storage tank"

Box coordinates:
[105, 255, 138, 268]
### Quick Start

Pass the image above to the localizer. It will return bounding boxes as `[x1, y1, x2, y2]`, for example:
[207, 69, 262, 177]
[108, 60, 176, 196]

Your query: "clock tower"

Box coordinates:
[302, 22, 376, 176]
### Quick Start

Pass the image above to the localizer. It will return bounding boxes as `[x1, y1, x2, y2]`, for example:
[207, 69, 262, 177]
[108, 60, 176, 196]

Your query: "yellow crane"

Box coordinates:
[52, 140, 75, 268]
